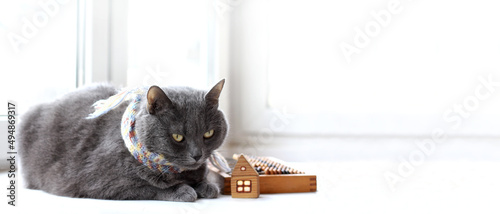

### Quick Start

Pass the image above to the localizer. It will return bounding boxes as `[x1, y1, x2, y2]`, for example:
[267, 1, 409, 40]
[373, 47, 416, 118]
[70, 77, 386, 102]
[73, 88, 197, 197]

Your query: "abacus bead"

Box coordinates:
[265, 168, 270, 175]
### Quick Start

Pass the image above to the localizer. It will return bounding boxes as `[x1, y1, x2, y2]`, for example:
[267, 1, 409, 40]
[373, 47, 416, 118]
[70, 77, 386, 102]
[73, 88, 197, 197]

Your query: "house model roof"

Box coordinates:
[232, 155, 258, 177]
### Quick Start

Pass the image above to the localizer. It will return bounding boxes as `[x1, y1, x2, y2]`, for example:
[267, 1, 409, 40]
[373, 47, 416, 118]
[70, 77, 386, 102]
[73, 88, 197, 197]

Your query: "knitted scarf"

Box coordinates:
[87, 87, 182, 173]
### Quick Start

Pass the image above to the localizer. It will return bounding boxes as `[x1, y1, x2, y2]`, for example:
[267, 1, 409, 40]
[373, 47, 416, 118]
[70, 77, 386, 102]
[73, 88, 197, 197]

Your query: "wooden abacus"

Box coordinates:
[216, 154, 317, 197]
[245, 155, 306, 175]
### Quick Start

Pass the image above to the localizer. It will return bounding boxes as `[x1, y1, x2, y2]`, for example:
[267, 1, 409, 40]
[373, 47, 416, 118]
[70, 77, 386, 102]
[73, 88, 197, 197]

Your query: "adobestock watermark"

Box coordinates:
[384, 73, 500, 192]
[339, 0, 415, 64]
[213, 0, 242, 18]
[176, 200, 208, 214]
[7, 0, 70, 53]
[442, 74, 500, 129]
[141, 64, 172, 86]
[241, 106, 295, 153]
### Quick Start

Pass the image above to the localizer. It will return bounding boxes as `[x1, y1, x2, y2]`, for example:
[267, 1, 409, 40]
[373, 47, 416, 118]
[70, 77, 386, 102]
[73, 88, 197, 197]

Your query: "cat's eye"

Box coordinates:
[203, 130, 214, 139]
[172, 134, 184, 142]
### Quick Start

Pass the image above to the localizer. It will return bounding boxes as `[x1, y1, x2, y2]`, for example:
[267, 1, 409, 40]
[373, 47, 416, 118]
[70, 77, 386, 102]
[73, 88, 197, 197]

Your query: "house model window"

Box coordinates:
[236, 180, 252, 193]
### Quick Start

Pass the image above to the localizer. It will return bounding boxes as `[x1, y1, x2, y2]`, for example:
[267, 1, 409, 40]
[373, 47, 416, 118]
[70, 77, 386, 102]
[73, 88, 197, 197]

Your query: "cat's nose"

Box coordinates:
[193, 155, 202, 161]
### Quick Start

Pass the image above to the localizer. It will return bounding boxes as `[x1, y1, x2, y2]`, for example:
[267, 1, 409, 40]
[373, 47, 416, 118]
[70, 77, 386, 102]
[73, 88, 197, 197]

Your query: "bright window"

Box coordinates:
[0, 0, 77, 114]
[232, 0, 500, 137]
[125, 0, 213, 88]
[236, 180, 252, 193]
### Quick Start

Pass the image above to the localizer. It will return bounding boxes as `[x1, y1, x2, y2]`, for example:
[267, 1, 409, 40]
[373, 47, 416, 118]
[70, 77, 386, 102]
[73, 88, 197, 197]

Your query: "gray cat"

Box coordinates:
[18, 80, 228, 202]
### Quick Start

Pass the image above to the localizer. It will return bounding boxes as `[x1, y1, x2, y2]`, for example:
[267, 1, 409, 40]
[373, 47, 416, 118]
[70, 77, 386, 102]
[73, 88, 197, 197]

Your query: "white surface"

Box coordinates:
[2, 161, 500, 214]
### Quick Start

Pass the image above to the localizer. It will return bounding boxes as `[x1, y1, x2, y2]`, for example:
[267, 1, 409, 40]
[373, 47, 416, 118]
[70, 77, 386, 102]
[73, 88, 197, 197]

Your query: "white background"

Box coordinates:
[0, 0, 499, 161]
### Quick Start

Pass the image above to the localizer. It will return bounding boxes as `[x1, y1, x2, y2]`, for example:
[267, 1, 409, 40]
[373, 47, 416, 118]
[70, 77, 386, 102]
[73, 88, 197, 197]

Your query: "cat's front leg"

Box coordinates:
[156, 184, 198, 202]
[194, 180, 219, 199]
[136, 168, 181, 189]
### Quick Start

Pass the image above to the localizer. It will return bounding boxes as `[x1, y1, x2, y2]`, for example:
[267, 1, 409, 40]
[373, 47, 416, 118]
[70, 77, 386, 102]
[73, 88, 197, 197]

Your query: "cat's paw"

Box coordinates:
[172, 184, 197, 202]
[195, 181, 220, 199]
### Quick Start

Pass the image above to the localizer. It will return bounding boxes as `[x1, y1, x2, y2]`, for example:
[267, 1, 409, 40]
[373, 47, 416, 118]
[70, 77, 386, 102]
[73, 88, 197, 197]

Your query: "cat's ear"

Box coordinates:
[205, 79, 225, 106]
[147, 86, 172, 115]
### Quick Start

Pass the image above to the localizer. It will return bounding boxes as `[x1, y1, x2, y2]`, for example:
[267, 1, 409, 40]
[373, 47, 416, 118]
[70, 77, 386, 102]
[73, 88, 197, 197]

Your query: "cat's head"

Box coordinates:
[135, 79, 228, 171]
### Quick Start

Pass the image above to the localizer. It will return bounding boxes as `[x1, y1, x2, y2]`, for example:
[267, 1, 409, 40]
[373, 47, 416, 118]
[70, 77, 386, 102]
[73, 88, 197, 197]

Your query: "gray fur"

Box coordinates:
[18, 81, 228, 202]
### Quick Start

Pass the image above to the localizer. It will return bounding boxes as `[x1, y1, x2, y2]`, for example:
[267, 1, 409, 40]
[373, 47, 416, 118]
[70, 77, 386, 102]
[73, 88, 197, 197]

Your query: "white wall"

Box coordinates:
[223, 0, 500, 160]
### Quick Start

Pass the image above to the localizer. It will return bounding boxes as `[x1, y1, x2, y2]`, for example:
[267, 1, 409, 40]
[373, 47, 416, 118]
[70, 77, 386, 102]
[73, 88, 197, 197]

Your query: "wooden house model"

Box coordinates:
[230, 155, 260, 198]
